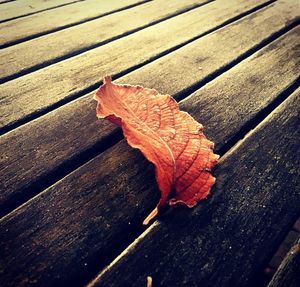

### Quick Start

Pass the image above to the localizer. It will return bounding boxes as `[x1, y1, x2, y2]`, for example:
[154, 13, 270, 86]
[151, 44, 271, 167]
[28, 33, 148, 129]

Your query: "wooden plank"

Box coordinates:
[0, 0, 16, 4]
[89, 89, 300, 287]
[0, 0, 213, 82]
[0, 0, 147, 47]
[0, 0, 298, 217]
[0, 0, 87, 22]
[268, 230, 299, 270]
[0, 0, 298, 212]
[0, 0, 274, 132]
[0, 26, 299, 287]
[268, 237, 300, 287]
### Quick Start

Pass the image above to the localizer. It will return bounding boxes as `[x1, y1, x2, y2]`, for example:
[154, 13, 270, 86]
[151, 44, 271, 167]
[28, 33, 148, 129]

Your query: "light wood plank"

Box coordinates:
[0, 0, 146, 47]
[0, 0, 86, 22]
[0, 25, 299, 287]
[0, 0, 298, 216]
[0, 0, 16, 4]
[0, 0, 294, 133]
[90, 88, 300, 287]
[0, 0, 212, 82]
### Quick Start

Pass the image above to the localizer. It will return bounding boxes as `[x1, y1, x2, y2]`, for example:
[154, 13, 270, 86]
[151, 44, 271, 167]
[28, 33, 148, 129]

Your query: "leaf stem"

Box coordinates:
[143, 207, 158, 225]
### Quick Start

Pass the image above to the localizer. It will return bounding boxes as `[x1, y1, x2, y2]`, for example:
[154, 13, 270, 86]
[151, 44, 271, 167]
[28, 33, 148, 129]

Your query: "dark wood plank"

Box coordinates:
[0, 0, 273, 131]
[268, 230, 299, 270]
[0, 1, 299, 217]
[0, 26, 299, 287]
[89, 88, 300, 287]
[0, 0, 145, 47]
[0, 0, 212, 82]
[0, 0, 87, 22]
[268, 237, 300, 287]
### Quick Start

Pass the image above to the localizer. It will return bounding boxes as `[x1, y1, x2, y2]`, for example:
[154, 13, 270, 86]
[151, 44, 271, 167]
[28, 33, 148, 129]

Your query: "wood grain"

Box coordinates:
[0, 1, 15, 4]
[268, 237, 300, 287]
[0, 0, 276, 131]
[89, 89, 300, 287]
[0, 1, 299, 217]
[0, 0, 213, 82]
[0, 27, 299, 287]
[0, 0, 145, 47]
[0, 0, 86, 22]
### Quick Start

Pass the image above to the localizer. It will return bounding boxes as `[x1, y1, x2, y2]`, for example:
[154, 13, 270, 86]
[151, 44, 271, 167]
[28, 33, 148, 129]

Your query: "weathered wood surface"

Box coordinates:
[0, 0, 145, 47]
[0, 26, 298, 287]
[0, 0, 276, 132]
[0, 1, 299, 217]
[89, 88, 300, 287]
[0, 1, 15, 4]
[0, 0, 213, 82]
[0, 0, 86, 22]
[268, 237, 300, 287]
[268, 229, 299, 270]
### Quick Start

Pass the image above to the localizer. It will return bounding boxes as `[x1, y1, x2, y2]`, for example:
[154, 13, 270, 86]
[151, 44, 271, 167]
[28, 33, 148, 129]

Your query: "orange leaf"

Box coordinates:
[94, 76, 219, 225]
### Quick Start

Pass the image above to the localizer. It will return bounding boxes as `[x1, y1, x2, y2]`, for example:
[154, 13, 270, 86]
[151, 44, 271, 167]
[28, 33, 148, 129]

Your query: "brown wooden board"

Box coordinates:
[0, 0, 213, 82]
[268, 237, 300, 287]
[89, 88, 300, 287]
[0, 0, 87, 22]
[0, 0, 274, 132]
[0, 26, 299, 287]
[0, 1, 299, 217]
[0, 0, 147, 47]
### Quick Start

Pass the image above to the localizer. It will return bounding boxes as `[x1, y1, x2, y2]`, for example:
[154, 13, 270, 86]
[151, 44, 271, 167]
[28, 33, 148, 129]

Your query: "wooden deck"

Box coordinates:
[0, 1, 299, 286]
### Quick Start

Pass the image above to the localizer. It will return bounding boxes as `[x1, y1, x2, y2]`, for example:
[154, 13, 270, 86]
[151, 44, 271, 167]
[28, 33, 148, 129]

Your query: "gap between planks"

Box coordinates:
[262, 218, 300, 286]
[88, 86, 300, 287]
[0, 0, 152, 49]
[0, 10, 298, 220]
[267, 236, 300, 287]
[0, 0, 215, 84]
[6, 70, 298, 224]
[0, 0, 282, 135]
[1, 25, 298, 286]
[0, 0, 90, 24]
[0, 0, 16, 4]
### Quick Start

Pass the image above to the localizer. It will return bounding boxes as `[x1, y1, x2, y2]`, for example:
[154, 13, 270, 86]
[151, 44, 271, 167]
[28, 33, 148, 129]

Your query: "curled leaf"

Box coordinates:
[95, 76, 219, 224]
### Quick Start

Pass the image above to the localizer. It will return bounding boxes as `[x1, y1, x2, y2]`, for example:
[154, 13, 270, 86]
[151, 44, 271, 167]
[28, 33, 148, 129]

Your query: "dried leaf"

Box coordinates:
[94, 76, 219, 224]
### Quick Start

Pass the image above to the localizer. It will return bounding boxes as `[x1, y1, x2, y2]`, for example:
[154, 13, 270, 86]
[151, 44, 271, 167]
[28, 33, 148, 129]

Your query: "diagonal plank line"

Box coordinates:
[0, 0, 279, 135]
[0, 21, 298, 225]
[0, 0, 15, 4]
[87, 221, 160, 287]
[0, 128, 123, 219]
[174, 20, 300, 103]
[2, 79, 298, 287]
[88, 83, 300, 287]
[266, 236, 300, 287]
[0, 0, 153, 49]
[0, 23, 299, 287]
[0, 0, 90, 24]
[217, 82, 300, 161]
[217, 76, 300, 156]
[0, 0, 214, 83]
